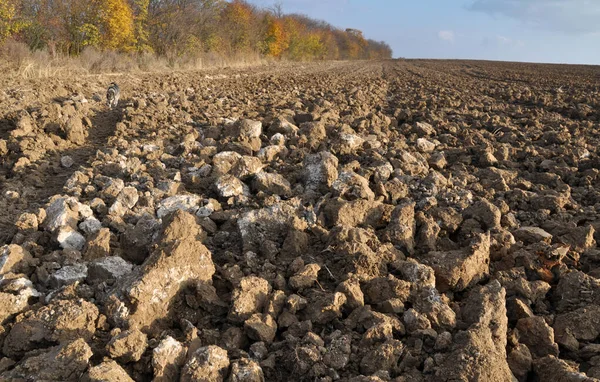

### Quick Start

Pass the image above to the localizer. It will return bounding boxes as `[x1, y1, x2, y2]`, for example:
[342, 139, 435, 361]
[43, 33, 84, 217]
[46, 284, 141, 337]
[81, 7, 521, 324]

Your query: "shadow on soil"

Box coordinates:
[0, 106, 122, 244]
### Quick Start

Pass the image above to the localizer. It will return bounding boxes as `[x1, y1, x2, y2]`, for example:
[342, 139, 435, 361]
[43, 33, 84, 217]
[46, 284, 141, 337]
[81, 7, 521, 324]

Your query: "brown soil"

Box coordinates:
[1, 60, 600, 381]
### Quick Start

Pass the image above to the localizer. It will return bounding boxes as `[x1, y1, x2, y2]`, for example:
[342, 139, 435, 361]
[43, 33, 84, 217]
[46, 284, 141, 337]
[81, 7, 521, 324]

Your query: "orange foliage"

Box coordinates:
[6, 0, 393, 60]
[262, 16, 287, 58]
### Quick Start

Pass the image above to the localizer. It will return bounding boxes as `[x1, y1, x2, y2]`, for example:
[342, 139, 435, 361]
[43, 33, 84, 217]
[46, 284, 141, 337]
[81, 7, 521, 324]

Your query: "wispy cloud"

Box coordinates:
[496, 35, 511, 45]
[438, 30, 455, 43]
[482, 35, 526, 48]
[468, 0, 600, 34]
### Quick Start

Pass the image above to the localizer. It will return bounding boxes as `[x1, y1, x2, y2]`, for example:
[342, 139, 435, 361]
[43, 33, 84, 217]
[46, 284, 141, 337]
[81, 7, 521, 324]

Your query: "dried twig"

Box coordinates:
[323, 264, 336, 281]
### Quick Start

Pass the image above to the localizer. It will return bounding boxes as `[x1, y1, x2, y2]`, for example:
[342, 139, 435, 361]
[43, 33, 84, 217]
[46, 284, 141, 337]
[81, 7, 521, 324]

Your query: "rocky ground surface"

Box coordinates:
[1, 59, 600, 381]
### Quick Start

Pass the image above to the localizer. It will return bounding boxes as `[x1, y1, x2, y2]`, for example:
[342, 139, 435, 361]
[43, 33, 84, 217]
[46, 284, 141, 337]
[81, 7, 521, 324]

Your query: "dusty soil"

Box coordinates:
[1, 59, 600, 381]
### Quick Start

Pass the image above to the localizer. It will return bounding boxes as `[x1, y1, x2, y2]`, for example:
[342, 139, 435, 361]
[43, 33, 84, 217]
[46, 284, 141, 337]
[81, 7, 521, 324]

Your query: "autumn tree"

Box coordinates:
[98, 0, 135, 51]
[364, 39, 392, 60]
[261, 14, 287, 58]
[1, 0, 393, 61]
[342, 28, 366, 59]
[0, 0, 26, 43]
[131, 0, 151, 52]
[192, 0, 227, 53]
[17, 0, 137, 54]
[321, 29, 339, 60]
[282, 15, 322, 60]
[37, 0, 101, 54]
[219, 0, 255, 53]
[148, 0, 225, 56]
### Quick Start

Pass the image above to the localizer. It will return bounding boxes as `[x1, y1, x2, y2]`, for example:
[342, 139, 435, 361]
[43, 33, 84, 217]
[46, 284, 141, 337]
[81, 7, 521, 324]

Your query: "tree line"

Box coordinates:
[0, 0, 393, 61]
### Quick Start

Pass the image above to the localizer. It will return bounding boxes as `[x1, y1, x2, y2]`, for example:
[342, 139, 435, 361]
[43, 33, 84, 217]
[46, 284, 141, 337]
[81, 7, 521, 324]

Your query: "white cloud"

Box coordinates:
[482, 35, 526, 48]
[438, 30, 455, 43]
[496, 35, 511, 45]
[469, 0, 600, 34]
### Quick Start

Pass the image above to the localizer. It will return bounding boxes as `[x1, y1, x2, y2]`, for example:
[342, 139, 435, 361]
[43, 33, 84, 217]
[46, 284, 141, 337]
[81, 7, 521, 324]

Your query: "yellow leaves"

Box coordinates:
[1, 0, 393, 61]
[282, 16, 302, 41]
[278, 16, 327, 61]
[99, 0, 136, 51]
[204, 33, 224, 53]
[262, 17, 287, 58]
[132, 0, 152, 52]
[223, 0, 252, 26]
[0, 0, 25, 42]
[185, 34, 202, 54]
[77, 23, 101, 48]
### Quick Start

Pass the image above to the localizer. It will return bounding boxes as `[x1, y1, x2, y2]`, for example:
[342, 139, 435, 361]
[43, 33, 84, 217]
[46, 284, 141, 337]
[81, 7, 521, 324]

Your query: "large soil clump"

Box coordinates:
[1, 60, 600, 381]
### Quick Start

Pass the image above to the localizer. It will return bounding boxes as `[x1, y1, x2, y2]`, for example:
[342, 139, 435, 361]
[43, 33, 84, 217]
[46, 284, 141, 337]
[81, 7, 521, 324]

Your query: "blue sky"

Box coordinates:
[247, 0, 600, 65]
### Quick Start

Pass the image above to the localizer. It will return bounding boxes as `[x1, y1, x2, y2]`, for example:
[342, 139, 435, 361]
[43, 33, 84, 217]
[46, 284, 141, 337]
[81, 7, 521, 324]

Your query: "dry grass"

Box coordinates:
[0, 40, 268, 79]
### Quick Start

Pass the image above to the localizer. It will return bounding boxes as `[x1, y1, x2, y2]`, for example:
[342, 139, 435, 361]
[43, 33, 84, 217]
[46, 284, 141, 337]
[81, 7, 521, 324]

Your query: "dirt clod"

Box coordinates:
[2, 60, 600, 381]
